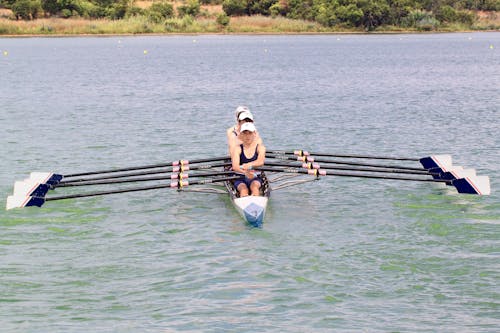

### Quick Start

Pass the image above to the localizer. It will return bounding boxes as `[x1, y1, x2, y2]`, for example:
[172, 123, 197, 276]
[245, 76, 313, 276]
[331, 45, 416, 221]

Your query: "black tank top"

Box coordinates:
[240, 144, 259, 164]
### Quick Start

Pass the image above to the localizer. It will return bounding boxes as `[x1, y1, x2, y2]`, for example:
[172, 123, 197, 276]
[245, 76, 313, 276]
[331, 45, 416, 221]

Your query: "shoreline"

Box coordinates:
[1, 29, 499, 38]
[1, 13, 498, 38]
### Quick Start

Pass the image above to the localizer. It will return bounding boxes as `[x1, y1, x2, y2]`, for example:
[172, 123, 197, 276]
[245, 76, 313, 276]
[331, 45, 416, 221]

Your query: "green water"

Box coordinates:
[1, 34, 499, 332]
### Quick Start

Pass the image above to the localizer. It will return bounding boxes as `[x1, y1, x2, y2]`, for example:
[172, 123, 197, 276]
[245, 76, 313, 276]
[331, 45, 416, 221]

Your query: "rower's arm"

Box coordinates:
[231, 146, 243, 173]
[255, 131, 263, 146]
[252, 144, 266, 168]
[227, 127, 238, 155]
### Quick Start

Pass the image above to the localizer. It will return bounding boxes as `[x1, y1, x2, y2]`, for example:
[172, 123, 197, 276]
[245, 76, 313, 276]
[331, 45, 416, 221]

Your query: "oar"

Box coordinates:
[263, 160, 437, 177]
[28, 156, 230, 185]
[257, 166, 448, 183]
[6, 176, 242, 210]
[58, 161, 230, 185]
[267, 149, 419, 161]
[14, 162, 233, 198]
[265, 154, 428, 172]
[264, 159, 476, 183]
[256, 166, 490, 195]
[63, 156, 229, 178]
[267, 150, 452, 170]
[56, 171, 237, 187]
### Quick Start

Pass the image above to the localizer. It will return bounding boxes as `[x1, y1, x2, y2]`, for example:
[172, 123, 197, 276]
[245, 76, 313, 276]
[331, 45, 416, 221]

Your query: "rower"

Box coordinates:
[226, 106, 263, 155]
[231, 122, 266, 197]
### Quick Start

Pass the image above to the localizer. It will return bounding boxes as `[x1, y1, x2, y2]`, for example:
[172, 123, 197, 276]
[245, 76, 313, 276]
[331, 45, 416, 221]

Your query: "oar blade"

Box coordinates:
[29, 172, 63, 185]
[13, 180, 51, 197]
[452, 176, 491, 195]
[439, 168, 476, 182]
[6, 195, 45, 210]
[420, 155, 452, 170]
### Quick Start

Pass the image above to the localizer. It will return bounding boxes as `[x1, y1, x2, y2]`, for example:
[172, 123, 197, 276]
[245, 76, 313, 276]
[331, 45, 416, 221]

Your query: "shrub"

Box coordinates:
[11, 0, 42, 19]
[402, 9, 438, 29]
[336, 4, 363, 27]
[435, 5, 457, 23]
[177, 0, 201, 18]
[216, 12, 230, 26]
[269, 2, 287, 18]
[314, 3, 336, 27]
[147, 1, 174, 22]
[416, 16, 440, 30]
[249, 0, 277, 16]
[125, 6, 145, 18]
[456, 10, 476, 25]
[222, 0, 247, 16]
[41, 0, 60, 15]
[76, 1, 101, 18]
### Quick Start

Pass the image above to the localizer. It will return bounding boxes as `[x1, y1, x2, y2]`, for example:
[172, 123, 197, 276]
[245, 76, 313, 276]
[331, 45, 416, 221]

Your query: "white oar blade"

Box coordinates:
[13, 180, 51, 197]
[29, 172, 63, 185]
[6, 195, 45, 210]
[420, 155, 452, 170]
[452, 176, 491, 195]
[440, 168, 476, 182]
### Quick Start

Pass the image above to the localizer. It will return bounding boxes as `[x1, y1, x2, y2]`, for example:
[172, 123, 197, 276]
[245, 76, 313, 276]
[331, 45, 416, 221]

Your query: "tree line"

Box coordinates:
[1, 0, 498, 30]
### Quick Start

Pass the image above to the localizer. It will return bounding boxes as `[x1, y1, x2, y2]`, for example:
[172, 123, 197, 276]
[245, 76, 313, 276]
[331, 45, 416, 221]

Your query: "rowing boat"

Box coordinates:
[223, 168, 271, 228]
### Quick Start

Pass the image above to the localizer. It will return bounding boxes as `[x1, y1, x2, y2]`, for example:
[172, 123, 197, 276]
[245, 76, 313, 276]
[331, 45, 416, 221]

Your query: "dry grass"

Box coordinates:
[474, 11, 500, 29]
[227, 15, 327, 33]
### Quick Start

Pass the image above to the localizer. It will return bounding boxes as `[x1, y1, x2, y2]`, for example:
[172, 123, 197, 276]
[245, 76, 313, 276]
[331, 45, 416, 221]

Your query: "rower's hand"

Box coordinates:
[241, 163, 253, 171]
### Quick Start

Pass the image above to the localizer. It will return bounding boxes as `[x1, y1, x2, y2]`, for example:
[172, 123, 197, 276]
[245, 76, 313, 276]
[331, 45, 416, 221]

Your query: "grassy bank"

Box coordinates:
[0, 6, 498, 36]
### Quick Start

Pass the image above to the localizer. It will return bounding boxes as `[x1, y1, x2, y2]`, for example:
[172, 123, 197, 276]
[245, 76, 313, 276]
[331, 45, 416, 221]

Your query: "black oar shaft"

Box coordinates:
[267, 150, 419, 161]
[60, 162, 230, 184]
[256, 166, 448, 183]
[45, 176, 241, 202]
[266, 154, 426, 171]
[63, 156, 229, 178]
[264, 161, 432, 176]
[320, 171, 446, 183]
[58, 171, 236, 187]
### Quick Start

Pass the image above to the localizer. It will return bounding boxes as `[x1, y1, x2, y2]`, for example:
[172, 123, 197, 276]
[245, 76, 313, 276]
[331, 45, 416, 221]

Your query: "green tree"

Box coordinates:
[216, 11, 230, 25]
[11, 0, 42, 19]
[41, 0, 60, 15]
[222, 0, 247, 16]
[178, 0, 201, 17]
[147, 1, 174, 22]
[435, 4, 457, 22]
[249, 0, 278, 15]
[286, 0, 315, 21]
[357, 0, 391, 30]
[336, 3, 363, 26]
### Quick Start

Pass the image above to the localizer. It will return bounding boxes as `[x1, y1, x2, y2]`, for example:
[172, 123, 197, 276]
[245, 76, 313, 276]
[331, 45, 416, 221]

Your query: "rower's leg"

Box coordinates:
[250, 181, 261, 196]
[237, 183, 249, 197]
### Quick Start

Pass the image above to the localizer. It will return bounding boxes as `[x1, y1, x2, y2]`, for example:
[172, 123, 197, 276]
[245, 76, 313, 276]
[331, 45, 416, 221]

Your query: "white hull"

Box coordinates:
[224, 170, 271, 227]
[232, 196, 268, 227]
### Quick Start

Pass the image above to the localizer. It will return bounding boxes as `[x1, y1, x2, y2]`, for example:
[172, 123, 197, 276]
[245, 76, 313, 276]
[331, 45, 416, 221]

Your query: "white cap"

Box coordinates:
[235, 106, 250, 119]
[240, 122, 256, 133]
[238, 111, 254, 121]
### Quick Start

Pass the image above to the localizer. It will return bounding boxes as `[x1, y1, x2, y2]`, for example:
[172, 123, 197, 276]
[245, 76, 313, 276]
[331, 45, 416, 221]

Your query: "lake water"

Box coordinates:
[1, 33, 499, 332]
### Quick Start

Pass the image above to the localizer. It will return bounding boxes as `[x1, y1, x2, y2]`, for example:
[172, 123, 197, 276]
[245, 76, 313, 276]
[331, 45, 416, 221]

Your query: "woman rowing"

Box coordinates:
[231, 122, 266, 197]
[226, 106, 262, 155]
